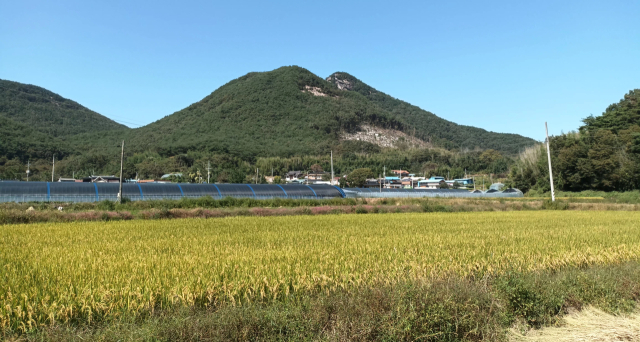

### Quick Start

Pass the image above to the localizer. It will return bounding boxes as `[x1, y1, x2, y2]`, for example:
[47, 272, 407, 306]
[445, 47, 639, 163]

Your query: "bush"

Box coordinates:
[541, 199, 569, 210]
[355, 206, 368, 214]
[97, 200, 116, 211]
[420, 201, 452, 212]
[496, 272, 564, 327]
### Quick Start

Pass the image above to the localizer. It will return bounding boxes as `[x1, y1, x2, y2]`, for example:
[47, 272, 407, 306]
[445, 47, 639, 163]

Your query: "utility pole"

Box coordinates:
[545, 122, 556, 202]
[118, 140, 124, 203]
[383, 165, 386, 189]
[330, 150, 334, 185]
[26, 160, 30, 182]
[52, 155, 55, 182]
[255, 168, 258, 184]
[379, 174, 382, 192]
[207, 161, 211, 184]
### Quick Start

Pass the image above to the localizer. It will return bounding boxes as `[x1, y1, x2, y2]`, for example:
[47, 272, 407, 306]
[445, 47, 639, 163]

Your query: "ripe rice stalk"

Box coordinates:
[0, 211, 639, 333]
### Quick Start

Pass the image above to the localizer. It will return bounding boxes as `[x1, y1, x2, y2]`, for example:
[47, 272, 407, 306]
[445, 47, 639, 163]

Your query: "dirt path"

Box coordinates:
[511, 307, 640, 342]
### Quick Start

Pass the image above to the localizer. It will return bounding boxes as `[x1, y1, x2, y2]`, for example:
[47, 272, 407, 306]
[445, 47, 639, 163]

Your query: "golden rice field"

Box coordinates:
[1, 211, 640, 332]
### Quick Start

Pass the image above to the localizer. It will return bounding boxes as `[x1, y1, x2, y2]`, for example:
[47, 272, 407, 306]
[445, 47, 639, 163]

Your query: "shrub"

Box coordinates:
[355, 206, 368, 214]
[541, 199, 569, 210]
[97, 200, 116, 211]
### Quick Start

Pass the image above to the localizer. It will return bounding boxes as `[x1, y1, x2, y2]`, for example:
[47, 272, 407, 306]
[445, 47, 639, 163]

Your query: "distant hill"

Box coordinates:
[1, 67, 537, 162]
[0, 79, 128, 137]
[326, 72, 536, 154]
[123, 66, 405, 158]
[118, 66, 535, 157]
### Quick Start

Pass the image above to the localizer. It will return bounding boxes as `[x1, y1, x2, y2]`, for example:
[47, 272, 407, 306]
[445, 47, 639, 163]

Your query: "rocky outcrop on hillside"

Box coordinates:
[326, 73, 353, 91]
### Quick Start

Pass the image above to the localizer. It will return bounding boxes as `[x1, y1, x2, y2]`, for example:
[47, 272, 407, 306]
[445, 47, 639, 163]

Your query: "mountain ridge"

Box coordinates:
[326, 72, 536, 153]
[1, 66, 536, 162]
[0, 79, 128, 137]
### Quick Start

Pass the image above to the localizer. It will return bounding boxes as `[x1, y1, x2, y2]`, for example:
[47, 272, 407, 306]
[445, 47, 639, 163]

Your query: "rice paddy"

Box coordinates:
[1, 211, 639, 333]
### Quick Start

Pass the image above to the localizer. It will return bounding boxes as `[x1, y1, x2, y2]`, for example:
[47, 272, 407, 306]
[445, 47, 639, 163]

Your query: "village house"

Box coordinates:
[285, 171, 303, 182]
[391, 170, 410, 177]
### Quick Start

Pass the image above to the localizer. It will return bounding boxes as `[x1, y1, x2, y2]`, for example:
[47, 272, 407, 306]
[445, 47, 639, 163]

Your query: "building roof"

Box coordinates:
[161, 173, 183, 179]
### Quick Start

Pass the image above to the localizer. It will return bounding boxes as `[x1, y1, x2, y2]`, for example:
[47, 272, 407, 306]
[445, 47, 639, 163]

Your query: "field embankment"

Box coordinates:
[1, 211, 639, 340]
[1, 196, 640, 225]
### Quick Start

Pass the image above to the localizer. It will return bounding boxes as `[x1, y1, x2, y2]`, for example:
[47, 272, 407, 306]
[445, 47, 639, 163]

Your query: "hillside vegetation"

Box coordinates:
[65, 66, 536, 159]
[0, 116, 70, 161]
[0, 79, 127, 137]
[125, 66, 405, 158]
[510, 89, 640, 192]
[0, 67, 537, 181]
[327, 72, 535, 154]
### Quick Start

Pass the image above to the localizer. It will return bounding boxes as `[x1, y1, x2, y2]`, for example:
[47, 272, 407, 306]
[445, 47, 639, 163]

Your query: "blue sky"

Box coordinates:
[1, 0, 638, 140]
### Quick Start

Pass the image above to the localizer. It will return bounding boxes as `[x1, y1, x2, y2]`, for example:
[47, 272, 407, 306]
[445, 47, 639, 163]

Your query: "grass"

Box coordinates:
[527, 189, 640, 203]
[1, 196, 640, 225]
[1, 211, 639, 337]
[14, 262, 640, 341]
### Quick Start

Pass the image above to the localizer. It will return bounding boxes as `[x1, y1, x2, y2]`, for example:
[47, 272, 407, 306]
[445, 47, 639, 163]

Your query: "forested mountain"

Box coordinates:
[326, 72, 535, 154]
[0, 116, 70, 161]
[509, 89, 640, 192]
[0, 66, 538, 181]
[77, 66, 534, 158]
[123, 66, 405, 159]
[0, 79, 127, 137]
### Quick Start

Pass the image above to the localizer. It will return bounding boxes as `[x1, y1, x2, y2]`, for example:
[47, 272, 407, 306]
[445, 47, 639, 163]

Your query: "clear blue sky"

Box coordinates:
[1, 0, 638, 140]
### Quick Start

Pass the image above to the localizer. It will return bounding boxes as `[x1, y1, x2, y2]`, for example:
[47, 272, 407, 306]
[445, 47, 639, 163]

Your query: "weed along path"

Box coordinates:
[1, 211, 640, 335]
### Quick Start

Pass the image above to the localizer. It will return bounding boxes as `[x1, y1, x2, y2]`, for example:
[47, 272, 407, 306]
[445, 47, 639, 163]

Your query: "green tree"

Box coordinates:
[347, 168, 374, 188]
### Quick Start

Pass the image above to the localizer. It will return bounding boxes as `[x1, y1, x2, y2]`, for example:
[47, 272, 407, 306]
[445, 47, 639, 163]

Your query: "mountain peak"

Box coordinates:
[326, 72, 356, 91]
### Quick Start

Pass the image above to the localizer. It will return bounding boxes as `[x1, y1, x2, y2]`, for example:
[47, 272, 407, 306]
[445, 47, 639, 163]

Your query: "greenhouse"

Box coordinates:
[0, 181, 523, 202]
[0, 182, 345, 202]
[342, 188, 523, 198]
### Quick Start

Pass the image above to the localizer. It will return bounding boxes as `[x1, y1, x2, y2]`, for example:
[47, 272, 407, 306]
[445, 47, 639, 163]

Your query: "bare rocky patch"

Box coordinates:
[341, 124, 429, 149]
[302, 85, 328, 97]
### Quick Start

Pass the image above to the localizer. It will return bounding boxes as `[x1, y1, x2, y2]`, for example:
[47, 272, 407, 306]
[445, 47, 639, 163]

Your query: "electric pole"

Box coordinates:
[545, 122, 556, 202]
[330, 150, 334, 185]
[52, 155, 55, 182]
[255, 168, 258, 184]
[207, 161, 211, 184]
[26, 160, 30, 182]
[118, 140, 124, 203]
[383, 166, 386, 189]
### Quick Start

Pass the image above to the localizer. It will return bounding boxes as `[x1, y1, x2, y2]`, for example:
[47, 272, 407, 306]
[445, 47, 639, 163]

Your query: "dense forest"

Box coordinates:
[0, 79, 127, 137]
[0, 67, 536, 183]
[509, 89, 640, 192]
